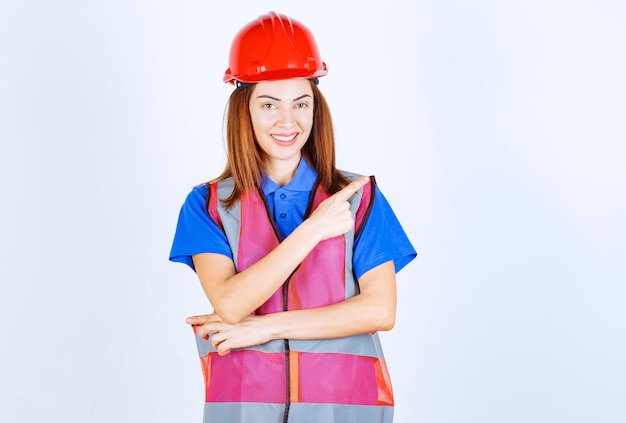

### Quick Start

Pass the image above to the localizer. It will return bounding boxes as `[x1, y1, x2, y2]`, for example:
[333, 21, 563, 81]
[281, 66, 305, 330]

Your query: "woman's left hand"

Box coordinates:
[186, 313, 272, 356]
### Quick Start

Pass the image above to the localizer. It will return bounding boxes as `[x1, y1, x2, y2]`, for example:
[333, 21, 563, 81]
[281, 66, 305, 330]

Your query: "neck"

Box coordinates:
[265, 157, 300, 186]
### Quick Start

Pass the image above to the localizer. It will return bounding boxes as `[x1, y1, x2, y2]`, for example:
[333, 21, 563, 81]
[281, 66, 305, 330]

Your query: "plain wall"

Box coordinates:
[1, 1, 624, 422]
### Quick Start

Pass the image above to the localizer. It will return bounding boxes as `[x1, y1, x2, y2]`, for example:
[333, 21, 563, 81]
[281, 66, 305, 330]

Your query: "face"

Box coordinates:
[249, 79, 314, 177]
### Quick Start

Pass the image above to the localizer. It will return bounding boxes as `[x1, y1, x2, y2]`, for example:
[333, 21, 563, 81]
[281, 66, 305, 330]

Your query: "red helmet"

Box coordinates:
[223, 11, 328, 85]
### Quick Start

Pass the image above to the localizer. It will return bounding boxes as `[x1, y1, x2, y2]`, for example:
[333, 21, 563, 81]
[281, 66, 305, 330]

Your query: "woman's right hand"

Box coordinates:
[306, 176, 370, 241]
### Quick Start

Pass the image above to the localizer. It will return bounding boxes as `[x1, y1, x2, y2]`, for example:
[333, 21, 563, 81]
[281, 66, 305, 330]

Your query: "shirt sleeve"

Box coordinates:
[169, 184, 233, 272]
[353, 185, 417, 280]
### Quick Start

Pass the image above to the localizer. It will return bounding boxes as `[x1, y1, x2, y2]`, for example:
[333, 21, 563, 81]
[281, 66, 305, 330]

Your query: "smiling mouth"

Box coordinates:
[272, 134, 297, 142]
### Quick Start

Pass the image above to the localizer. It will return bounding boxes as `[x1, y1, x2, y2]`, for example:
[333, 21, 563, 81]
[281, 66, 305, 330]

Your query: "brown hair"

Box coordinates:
[216, 80, 348, 208]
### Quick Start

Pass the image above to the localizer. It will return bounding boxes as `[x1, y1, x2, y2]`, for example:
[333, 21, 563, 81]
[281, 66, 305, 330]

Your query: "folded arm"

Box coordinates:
[188, 260, 396, 355]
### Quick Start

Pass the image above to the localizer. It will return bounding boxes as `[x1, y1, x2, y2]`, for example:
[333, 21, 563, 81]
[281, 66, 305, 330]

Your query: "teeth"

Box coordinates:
[272, 134, 296, 142]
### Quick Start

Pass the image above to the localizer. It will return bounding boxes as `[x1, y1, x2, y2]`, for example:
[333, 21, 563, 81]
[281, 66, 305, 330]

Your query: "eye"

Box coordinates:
[295, 102, 309, 109]
[262, 103, 277, 110]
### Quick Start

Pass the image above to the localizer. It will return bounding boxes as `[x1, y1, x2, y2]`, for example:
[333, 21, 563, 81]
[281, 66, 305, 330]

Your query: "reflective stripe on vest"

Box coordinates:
[196, 172, 393, 423]
[201, 402, 394, 423]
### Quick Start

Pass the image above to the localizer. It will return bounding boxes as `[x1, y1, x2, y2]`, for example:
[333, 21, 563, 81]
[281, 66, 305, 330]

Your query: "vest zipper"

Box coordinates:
[281, 278, 292, 423]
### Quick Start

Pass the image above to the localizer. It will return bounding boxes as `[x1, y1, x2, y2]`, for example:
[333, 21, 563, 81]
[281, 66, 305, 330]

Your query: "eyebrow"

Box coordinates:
[255, 94, 312, 102]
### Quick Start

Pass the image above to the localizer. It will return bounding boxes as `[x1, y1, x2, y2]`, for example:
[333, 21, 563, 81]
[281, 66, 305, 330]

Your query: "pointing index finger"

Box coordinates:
[336, 176, 370, 201]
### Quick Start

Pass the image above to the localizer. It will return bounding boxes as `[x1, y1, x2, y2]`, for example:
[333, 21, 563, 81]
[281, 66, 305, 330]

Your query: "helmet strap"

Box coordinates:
[236, 81, 254, 90]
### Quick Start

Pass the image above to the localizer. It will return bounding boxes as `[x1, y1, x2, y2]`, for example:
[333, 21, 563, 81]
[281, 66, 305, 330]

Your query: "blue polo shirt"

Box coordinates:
[169, 159, 416, 280]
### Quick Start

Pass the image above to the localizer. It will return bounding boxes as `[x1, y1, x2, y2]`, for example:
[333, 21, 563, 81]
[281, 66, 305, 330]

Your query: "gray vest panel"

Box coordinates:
[202, 402, 394, 423]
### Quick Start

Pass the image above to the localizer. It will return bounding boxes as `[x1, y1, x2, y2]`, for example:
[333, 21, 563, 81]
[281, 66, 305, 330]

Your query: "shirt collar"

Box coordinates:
[261, 158, 318, 196]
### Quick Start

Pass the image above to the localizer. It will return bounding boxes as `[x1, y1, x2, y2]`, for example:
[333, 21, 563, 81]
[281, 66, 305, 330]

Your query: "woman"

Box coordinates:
[170, 11, 416, 423]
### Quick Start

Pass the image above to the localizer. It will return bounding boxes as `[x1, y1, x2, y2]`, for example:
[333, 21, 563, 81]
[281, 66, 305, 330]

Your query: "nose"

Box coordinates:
[277, 107, 295, 128]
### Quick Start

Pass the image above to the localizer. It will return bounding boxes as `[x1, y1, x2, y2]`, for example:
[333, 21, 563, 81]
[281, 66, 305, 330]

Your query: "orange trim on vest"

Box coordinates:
[374, 357, 394, 406]
[289, 350, 301, 403]
[206, 182, 222, 229]
[200, 354, 212, 402]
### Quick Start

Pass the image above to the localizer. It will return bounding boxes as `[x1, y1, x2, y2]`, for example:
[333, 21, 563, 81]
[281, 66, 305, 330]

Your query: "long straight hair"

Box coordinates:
[216, 80, 348, 208]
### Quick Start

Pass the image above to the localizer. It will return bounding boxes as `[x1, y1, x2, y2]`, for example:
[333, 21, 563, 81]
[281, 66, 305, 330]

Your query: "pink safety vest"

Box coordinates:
[194, 173, 394, 423]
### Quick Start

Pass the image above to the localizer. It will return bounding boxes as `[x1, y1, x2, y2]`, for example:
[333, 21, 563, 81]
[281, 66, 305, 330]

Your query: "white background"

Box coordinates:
[1, 1, 625, 422]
